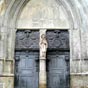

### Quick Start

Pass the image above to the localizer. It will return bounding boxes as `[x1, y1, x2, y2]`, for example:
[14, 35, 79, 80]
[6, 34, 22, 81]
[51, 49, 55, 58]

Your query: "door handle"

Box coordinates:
[65, 56, 69, 62]
[15, 56, 20, 61]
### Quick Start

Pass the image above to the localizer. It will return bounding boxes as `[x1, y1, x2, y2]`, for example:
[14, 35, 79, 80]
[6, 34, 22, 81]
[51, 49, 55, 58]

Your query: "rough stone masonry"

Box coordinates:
[0, 0, 88, 88]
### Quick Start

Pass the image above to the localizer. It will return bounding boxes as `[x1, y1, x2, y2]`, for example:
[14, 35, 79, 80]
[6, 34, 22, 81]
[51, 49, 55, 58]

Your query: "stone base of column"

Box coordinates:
[39, 59, 47, 88]
[39, 84, 47, 88]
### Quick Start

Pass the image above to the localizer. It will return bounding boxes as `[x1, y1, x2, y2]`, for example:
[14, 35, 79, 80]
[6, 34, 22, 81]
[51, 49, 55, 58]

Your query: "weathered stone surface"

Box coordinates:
[0, 77, 14, 88]
[4, 61, 13, 74]
[71, 75, 88, 88]
[0, 61, 3, 74]
[17, 0, 69, 29]
[0, 0, 88, 88]
[0, 0, 6, 16]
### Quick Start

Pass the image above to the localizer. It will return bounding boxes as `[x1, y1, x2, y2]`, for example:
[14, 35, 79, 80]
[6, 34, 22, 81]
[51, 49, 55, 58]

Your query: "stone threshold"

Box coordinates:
[71, 73, 88, 76]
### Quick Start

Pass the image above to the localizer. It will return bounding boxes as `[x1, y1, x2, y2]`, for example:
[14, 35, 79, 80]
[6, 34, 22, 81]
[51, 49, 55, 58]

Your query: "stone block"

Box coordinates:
[71, 75, 88, 88]
[0, 77, 14, 88]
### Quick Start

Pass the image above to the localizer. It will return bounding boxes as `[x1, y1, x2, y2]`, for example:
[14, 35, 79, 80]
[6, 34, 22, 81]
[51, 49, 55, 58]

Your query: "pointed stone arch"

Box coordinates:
[1, 0, 81, 60]
[0, 0, 88, 88]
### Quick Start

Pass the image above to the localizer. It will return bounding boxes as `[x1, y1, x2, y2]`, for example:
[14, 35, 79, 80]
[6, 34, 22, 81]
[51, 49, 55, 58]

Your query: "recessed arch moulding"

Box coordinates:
[0, 0, 88, 88]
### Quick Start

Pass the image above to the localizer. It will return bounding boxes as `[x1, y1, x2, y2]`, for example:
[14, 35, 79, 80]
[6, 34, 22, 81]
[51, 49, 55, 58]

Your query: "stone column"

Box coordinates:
[0, 26, 7, 59]
[39, 29, 48, 88]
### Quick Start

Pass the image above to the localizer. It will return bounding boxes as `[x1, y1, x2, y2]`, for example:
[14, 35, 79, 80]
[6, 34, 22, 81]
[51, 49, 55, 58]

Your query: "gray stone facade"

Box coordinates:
[0, 0, 88, 88]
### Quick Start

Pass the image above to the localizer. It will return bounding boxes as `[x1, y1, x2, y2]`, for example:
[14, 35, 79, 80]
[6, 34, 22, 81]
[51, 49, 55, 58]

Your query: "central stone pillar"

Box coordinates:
[39, 29, 48, 88]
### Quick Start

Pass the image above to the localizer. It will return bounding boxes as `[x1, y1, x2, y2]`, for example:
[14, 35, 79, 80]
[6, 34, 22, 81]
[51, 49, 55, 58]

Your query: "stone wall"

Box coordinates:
[0, 0, 88, 88]
[0, 77, 14, 88]
[71, 74, 88, 88]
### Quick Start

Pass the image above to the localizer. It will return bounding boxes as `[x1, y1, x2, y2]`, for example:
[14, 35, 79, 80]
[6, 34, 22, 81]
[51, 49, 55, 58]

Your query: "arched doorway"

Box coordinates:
[1, 0, 88, 88]
[14, 0, 70, 88]
[14, 29, 70, 88]
[0, 1, 80, 87]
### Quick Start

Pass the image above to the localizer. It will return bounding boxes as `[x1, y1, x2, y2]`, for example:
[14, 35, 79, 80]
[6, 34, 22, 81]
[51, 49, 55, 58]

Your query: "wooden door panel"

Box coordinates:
[47, 52, 70, 88]
[15, 51, 39, 88]
[47, 30, 70, 88]
[46, 30, 69, 50]
[15, 30, 39, 88]
[15, 30, 39, 50]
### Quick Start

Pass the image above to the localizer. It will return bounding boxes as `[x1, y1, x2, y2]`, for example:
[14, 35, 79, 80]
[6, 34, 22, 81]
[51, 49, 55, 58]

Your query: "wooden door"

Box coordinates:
[46, 30, 70, 88]
[14, 30, 39, 88]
